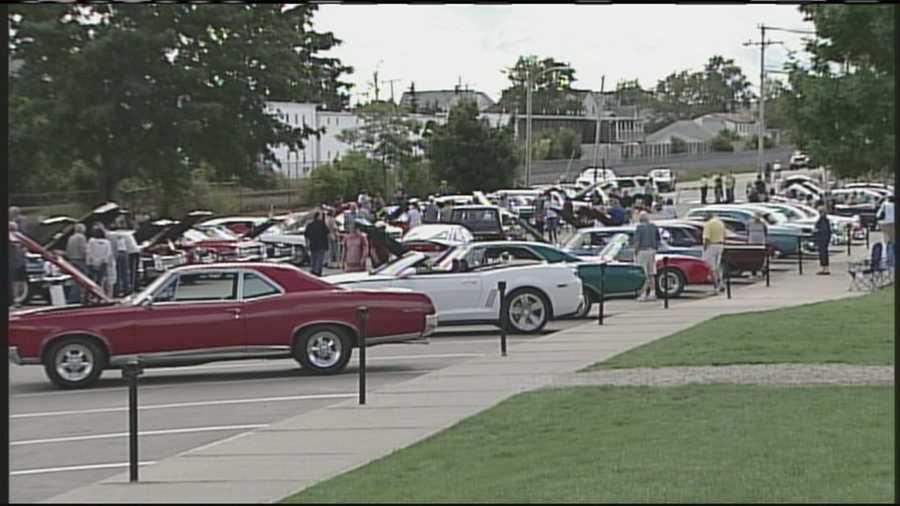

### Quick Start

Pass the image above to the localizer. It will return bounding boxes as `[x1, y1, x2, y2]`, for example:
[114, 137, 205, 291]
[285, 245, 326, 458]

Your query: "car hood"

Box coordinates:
[44, 202, 122, 251]
[9, 302, 125, 319]
[12, 231, 111, 303]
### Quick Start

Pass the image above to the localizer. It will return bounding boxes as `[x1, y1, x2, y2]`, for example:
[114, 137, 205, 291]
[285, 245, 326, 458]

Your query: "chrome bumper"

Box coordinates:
[8, 346, 40, 365]
[422, 313, 439, 337]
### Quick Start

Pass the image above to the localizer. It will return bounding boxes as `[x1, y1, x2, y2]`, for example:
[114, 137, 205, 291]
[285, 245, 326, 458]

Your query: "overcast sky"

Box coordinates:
[312, 4, 815, 105]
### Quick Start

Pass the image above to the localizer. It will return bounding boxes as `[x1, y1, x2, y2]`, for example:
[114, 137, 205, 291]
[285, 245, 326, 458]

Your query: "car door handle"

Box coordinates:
[462, 280, 478, 285]
[228, 308, 241, 319]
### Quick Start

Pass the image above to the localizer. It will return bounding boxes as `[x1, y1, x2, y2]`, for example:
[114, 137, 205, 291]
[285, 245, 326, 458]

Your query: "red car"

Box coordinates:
[8, 233, 438, 389]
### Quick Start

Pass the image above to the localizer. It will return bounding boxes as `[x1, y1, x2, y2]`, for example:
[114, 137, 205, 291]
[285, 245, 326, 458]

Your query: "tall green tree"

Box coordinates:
[337, 101, 423, 195]
[8, 4, 351, 211]
[498, 55, 583, 115]
[427, 100, 518, 193]
[783, 4, 895, 178]
[654, 55, 755, 122]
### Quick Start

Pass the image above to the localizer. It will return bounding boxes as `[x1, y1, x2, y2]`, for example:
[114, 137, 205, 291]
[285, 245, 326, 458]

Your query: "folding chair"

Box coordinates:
[848, 242, 883, 291]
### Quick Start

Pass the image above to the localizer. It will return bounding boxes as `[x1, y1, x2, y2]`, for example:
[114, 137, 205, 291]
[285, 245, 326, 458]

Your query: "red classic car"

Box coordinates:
[8, 232, 438, 389]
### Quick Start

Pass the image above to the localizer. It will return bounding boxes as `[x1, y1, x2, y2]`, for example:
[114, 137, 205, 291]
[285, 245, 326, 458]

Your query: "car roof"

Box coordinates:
[452, 205, 499, 210]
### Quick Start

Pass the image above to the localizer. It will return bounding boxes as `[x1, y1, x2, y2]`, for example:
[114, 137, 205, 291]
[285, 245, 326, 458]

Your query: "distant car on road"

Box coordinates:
[648, 168, 677, 192]
[8, 251, 438, 389]
[789, 151, 810, 170]
[575, 167, 617, 189]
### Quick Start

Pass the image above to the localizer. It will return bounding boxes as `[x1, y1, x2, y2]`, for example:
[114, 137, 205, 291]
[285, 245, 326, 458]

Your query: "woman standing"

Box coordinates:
[86, 227, 116, 297]
[341, 226, 369, 273]
[814, 204, 832, 275]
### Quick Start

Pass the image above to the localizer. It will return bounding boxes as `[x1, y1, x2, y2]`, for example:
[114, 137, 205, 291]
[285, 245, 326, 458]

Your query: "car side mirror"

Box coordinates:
[144, 296, 154, 309]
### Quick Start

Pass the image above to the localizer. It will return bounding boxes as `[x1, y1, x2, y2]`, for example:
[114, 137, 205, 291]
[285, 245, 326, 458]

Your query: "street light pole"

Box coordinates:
[526, 67, 533, 187]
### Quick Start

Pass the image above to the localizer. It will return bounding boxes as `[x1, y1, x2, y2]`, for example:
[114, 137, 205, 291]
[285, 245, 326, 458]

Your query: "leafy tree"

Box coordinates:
[337, 101, 423, 195]
[532, 128, 582, 160]
[8, 4, 351, 211]
[670, 136, 688, 154]
[783, 4, 895, 178]
[711, 132, 736, 152]
[427, 100, 518, 193]
[654, 56, 755, 123]
[303, 150, 385, 204]
[744, 134, 775, 150]
[498, 55, 583, 115]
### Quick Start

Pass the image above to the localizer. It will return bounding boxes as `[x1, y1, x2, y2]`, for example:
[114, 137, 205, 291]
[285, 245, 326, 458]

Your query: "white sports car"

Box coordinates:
[324, 248, 583, 334]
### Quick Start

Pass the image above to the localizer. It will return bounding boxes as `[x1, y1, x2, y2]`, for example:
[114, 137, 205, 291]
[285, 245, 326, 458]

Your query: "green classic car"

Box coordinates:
[447, 241, 646, 319]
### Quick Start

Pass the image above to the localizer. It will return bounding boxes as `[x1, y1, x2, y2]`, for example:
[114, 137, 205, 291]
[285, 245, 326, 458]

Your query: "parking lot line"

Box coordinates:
[10, 393, 356, 420]
[11, 461, 158, 477]
[10, 424, 268, 447]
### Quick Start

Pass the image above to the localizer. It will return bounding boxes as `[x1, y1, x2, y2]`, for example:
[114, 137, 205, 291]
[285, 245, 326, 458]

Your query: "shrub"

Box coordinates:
[711, 134, 735, 152]
[670, 136, 688, 154]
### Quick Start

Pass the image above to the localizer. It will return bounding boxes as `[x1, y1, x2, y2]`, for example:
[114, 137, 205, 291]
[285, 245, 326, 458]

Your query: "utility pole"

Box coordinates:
[744, 26, 782, 177]
[383, 78, 401, 104]
[592, 75, 605, 171]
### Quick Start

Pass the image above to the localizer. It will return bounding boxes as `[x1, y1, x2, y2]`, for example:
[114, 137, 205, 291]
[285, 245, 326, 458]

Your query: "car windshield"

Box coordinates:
[598, 233, 630, 260]
[404, 226, 454, 242]
[372, 251, 428, 276]
[194, 226, 238, 240]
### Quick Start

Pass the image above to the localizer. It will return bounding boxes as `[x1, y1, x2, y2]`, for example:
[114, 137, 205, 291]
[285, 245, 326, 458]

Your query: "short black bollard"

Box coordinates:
[726, 269, 732, 299]
[865, 226, 870, 250]
[356, 306, 368, 405]
[797, 237, 803, 275]
[847, 224, 852, 256]
[597, 263, 606, 325]
[662, 256, 670, 309]
[765, 248, 771, 287]
[498, 281, 508, 357]
[121, 358, 143, 483]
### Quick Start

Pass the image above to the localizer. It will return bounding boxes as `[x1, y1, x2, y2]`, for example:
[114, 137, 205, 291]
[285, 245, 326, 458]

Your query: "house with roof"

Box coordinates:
[398, 89, 495, 113]
[694, 112, 759, 138]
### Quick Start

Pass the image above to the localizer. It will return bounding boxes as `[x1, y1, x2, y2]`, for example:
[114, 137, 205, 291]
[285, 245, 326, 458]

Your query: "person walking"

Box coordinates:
[713, 173, 724, 204]
[643, 179, 656, 210]
[406, 201, 422, 230]
[877, 196, 894, 268]
[725, 172, 736, 203]
[747, 213, 768, 279]
[64, 223, 89, 302]
[303, 211, 330, 277]
[632, 212, 659, 302]
[702, 213, 726, 294]
[546, 203, 560, 244]
[9, 222, 28, 307]
[814, 203, 832, 275]
[86, 227, 116, 298]
[341, 226, 369, 273]
[325, 209, 341, 268]
[110, 219, 138, 296]
[9, 207, 26, 234]
[423, 196, 439, 223]
[700, 175, 709, 205]
[343, 202, 358, 233]
[533, 192, 546, 238]
[661, 198, 678, 219]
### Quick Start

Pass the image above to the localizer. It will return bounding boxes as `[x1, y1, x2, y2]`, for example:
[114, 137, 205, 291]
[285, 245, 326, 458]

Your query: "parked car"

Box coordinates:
[201, 213, 312, 266]
[561, 225, 698, 259]
[8, 245, 438, 389]
[684, 206, 804, 256]
[788, 151, 810, 170]
[444, 240, 646, 319]
[401, 224, 475, 260]
[324, 248, 583, 334]
[648, 167, 677, 192]
[590, 233, 714, 298]
[575, 167, 617, 189]
[827, 188, 885, 230]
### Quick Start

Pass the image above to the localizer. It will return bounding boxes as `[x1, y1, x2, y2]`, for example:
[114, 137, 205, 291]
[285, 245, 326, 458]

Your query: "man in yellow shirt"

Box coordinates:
[702, 214, 726, 294]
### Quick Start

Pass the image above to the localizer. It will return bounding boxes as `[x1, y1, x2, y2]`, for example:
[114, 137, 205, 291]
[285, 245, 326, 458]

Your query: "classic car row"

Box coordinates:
[10, 230, 438, 389]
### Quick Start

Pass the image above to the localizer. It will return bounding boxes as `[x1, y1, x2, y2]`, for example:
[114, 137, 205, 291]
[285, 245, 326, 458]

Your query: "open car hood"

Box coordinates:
[44, 202, 122, 251]
[354, 218, 409, 257]
[161, 211, 215, 244]
[12, 231, 111, 303]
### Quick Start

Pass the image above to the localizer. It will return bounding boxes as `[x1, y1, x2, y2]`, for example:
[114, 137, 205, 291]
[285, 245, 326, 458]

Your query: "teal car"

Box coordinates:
[443, 241, 646, 319]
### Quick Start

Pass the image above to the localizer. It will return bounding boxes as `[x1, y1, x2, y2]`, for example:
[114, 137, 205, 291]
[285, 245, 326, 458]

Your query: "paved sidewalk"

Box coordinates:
[45, 251, 884, 504]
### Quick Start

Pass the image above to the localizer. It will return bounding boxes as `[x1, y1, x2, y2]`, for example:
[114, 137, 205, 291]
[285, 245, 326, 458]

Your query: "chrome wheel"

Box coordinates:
[508, 292, 547, 333]
[305, 331, 343, 369]
[55, 343, 95, 383]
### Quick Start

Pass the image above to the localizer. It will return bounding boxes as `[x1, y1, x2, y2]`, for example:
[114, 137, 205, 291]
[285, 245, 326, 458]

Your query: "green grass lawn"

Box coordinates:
[282, 385, 895, 503]
[587, 289, 895, 370]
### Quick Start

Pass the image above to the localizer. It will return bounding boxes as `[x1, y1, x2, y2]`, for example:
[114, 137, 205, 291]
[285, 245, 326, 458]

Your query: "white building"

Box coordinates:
[264, 102, 512, 179]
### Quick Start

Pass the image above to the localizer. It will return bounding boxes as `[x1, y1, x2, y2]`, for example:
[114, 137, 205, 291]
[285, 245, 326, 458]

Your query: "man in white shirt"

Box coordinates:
[877, 196, 894, 268]
[406, 202, 422, 230]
